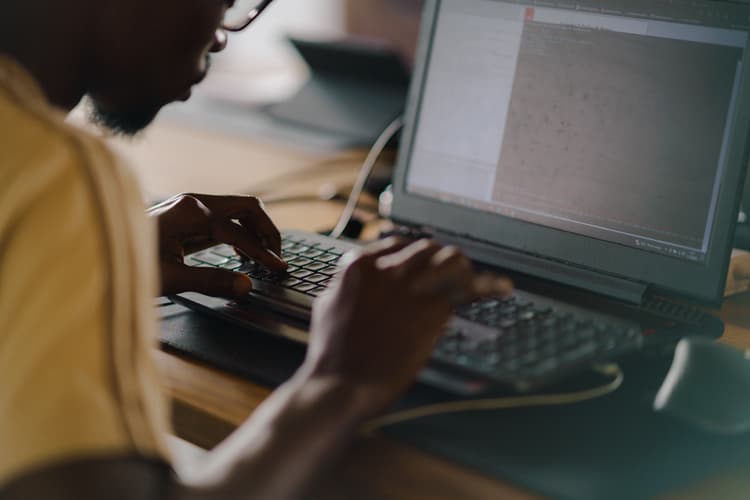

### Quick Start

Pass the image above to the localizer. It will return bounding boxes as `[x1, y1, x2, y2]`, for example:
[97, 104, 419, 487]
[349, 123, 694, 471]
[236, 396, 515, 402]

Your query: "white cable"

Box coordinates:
[362, 364, 624, 435]
[330, 116, 404, 239]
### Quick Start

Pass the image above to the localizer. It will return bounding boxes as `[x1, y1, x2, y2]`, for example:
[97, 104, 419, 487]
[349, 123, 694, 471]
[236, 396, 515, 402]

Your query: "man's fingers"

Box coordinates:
[240, 216, 282, 257]
[193, 194, 283, 257]
[409, 246, 514, 305]
[212, 218, 287, 271]
[162, 262, 253, 298]
[374, 239, 441, 273]
[469, 274, 515, 301]
[409, 251, 473, 297]
[339, 237, 413, 268]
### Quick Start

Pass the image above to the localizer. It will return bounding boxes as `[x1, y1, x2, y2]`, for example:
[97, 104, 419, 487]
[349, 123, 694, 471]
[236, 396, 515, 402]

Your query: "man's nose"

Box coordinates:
[211, 29, 228, 53]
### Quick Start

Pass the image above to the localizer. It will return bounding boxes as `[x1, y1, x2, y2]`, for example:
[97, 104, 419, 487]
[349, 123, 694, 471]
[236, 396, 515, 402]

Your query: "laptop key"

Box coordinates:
[192, 252, 229, 266]
[293, 282, 317, 293]
[317, 253, 340, 263]
[320, 265, 339, 275]
[305, 273, 329, 284]
[305, 262, 328, 272]
[290, 269, 314, 279]
[186, 256, 203, 266]
[222, 260, 244, 271]
[300, 249, 324, 259]
[210, 245, 238, 258]
[280, 278, 302, 288]
[288, 257, 313, 267]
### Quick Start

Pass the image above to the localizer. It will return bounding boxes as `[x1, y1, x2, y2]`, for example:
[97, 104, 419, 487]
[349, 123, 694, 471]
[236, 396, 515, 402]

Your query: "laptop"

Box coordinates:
[173, 0, 750, 395]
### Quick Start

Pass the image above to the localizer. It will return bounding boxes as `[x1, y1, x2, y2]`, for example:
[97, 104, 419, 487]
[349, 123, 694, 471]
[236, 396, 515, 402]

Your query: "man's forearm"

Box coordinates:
[172, 375, 374, 500]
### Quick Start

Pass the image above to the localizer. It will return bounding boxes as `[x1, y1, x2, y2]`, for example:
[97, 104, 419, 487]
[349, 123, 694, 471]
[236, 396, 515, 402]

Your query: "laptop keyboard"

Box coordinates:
[445, 296, 641, 390]
[188, 236, 344, 297]
[186, 232, 643, 392]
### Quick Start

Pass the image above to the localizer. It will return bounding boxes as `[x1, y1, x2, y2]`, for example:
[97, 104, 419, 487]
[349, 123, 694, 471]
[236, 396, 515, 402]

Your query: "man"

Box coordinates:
[0, 1, 511, 499]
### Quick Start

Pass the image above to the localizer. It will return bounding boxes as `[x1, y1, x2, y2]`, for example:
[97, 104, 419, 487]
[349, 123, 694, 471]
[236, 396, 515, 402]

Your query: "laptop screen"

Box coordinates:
[394, 0, 750, 304]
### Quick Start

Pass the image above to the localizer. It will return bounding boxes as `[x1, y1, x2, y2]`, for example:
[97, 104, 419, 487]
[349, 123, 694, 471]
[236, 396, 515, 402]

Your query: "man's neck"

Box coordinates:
[0, 3, 90, 111]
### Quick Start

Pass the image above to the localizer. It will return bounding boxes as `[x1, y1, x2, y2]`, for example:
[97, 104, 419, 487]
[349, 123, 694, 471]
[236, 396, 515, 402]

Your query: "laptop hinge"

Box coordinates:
[435, 231, 649, 306]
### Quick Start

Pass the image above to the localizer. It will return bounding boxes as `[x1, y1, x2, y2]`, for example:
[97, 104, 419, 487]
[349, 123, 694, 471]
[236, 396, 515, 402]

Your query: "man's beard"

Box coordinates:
[86, 98, 160, 137]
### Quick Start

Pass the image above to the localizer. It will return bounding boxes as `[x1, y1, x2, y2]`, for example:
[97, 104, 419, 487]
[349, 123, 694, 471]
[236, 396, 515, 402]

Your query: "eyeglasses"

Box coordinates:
[222, 0, 275, 32]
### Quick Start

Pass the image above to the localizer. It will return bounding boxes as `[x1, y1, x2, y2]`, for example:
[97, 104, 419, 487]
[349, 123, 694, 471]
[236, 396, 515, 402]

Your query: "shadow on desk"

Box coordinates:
[159, 301, 750, 500]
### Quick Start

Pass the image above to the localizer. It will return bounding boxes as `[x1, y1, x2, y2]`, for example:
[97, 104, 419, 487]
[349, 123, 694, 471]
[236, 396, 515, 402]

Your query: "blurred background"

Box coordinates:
[91, 0, 424, 215]
[195, 0, 422, 108]
[95, 0, 749, 245]
[120, 0, 426, 161]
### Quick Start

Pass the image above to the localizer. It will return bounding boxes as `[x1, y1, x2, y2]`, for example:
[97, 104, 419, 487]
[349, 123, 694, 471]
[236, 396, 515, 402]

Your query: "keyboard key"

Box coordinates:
[210, 245, 238, 258]
[305, 262, 328, 272]
[222, 260, 244, 271]
[526, 358, 559, 377]
[500, 305, 517, 316]
[519, 310, 536, 321]
[519, 351, 540, 366]
[280, 278, 302, 288]
[290, 269, 314, 279]
[300, 249, 324, 259]
[317, 265, 336, 275]
[250, 268, 272, 280]
[317, 253, 340, 263]
[499, 318, 517, 329]
[305, 273, 329, 284]
[192, 252, 229, 266]
[560, 342, 598, 363]
[293, 282, 317, 294]
[534, 304, 553, 315]
[288, 257, 313, 267]
[310, 286, 327, 296]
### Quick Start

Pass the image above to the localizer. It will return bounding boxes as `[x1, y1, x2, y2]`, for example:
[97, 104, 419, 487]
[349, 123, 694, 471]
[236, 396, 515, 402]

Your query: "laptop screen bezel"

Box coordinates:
[391, 0, 750, 306]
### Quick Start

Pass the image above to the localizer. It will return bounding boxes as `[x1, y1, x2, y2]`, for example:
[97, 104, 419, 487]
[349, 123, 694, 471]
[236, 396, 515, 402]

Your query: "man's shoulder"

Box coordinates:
[0, 92, 109, 176]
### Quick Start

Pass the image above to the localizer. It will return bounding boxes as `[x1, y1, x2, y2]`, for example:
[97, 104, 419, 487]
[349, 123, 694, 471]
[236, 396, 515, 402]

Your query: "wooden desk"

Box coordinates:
[114, 119, 750, 500]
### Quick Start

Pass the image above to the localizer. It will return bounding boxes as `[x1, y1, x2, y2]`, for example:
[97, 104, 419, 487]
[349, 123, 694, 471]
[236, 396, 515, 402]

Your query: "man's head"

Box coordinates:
[84, 0, 231, 136]
[2, 0, 274, 135]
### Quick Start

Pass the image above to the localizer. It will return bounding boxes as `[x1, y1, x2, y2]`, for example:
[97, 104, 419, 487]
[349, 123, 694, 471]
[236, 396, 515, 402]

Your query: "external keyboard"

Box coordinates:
[185, 230, 644, 393]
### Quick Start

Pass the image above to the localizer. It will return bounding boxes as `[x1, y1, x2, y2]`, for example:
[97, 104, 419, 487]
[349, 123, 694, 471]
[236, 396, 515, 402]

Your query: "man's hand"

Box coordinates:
[148, 193, 287, 298]
[301, 238, 514, 417]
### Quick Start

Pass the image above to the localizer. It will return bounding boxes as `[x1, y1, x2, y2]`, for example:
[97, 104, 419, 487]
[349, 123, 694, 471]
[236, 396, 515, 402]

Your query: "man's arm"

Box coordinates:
[0, 378, 370, 500]
[173, 375, 374, 500]
[2, 239, 510, 500]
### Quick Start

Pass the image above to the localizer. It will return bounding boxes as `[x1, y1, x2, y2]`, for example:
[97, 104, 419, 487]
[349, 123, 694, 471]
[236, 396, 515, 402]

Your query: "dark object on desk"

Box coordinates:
[159, 301, 305, 387]
[654, 338, 750, 435]
[159, 304, 750, 500]
[736, 222, 750, 250]
[383, 350, 750, 500]
[264, 37, 410, 146]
